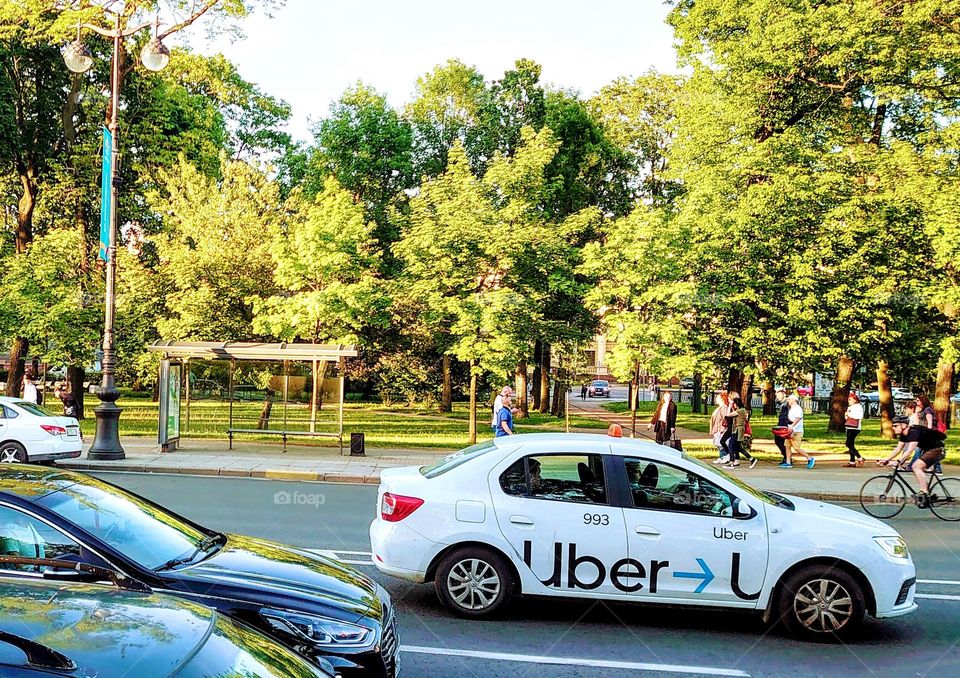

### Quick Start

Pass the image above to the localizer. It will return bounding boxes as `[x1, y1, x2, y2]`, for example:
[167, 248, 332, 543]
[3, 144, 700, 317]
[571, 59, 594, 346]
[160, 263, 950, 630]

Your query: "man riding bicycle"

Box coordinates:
[878, 415, 947, 507]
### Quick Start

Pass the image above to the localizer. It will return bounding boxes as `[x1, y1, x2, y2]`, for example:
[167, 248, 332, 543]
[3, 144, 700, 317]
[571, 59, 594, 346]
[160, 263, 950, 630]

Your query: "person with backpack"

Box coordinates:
[54, 383, 79, 418]
[724, 394, 757, 469]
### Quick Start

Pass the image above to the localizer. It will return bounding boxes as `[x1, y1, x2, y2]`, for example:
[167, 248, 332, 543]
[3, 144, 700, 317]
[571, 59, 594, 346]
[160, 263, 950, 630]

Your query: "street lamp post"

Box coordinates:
[63, 15, 169, 460]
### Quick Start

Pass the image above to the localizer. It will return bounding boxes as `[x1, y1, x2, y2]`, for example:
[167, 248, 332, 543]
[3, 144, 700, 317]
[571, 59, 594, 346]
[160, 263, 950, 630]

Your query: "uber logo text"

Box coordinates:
[273, 491, 326, 507]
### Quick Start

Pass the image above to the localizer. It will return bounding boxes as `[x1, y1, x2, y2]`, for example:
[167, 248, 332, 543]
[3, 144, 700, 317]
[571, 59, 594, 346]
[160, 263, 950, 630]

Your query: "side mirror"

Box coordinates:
[732, 498, 754, 519]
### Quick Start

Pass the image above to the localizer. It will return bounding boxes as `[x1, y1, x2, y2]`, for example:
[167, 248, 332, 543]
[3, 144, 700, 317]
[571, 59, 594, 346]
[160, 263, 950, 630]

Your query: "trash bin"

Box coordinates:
[350, 432, 365, 457]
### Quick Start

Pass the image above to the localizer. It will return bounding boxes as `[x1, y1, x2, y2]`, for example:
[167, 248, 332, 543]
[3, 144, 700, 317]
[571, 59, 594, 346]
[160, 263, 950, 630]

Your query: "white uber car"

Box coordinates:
[0, 396, 82, 464]
[370, 432, 917, 640]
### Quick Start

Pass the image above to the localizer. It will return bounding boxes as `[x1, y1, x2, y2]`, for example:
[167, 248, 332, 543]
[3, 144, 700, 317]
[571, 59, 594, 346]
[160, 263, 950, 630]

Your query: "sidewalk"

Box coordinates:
[55, 433, 913, 502]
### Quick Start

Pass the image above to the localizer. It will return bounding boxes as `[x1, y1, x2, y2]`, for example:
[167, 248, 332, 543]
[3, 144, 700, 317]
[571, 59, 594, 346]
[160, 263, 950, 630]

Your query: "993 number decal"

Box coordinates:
[583, 513, 609, 526]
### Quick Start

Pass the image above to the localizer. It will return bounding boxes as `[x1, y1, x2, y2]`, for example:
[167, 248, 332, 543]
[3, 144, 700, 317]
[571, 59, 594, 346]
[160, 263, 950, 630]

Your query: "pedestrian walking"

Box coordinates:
[711, 391, 731, 464]
[904, 401, 919, 426]
[648, 391, 677, 445]
[580, 383, 588, 400]
[491, 386, 513, 433]
[54, 383, 78, 418]
[780, 394, 814, 469]
[915, 394, 935, 429]
[844, 392, 864, 467]
[495, 394, 514, 437]
[21, 371, 39, 405]
[718, 390, 738, 462]
[772, 389, 790, 464]
[724, 394, 756, 469]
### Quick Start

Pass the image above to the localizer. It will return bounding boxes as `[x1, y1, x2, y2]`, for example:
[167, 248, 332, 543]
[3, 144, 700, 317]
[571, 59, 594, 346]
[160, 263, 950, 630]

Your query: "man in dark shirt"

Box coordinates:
[879, 416, 946, 507]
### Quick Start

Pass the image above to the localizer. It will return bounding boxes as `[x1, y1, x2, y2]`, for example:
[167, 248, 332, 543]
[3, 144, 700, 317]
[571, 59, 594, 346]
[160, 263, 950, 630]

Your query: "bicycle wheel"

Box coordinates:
[929, 477, 960, 522]
[859, 475, 908, 519]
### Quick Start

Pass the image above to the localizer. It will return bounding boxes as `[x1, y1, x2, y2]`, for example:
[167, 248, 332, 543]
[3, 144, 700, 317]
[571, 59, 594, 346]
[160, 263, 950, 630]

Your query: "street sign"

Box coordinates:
[99, 126, 112, 261]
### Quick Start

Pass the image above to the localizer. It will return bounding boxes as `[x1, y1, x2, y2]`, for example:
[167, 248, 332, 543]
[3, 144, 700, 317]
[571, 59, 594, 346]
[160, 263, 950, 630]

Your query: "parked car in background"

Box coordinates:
[859, 388, 914, 402]
[587, 380, 611, 397]
[0, 564, 335, 677]
[795, 385, 813, 396]
[679, 378, 695, 389]
[0, 397, 81, 464]
[0, 465, 399, 677]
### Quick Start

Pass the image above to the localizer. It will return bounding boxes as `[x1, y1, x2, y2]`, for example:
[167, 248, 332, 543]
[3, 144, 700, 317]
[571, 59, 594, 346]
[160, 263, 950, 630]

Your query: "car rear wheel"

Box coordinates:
[435, 546, 514, 618]
[778, 565, 865, 641]
[0, 442, 27, 463]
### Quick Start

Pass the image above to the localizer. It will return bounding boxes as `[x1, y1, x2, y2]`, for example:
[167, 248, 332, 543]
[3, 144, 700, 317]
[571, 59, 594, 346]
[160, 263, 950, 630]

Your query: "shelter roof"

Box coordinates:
[147, 341, 356, 362]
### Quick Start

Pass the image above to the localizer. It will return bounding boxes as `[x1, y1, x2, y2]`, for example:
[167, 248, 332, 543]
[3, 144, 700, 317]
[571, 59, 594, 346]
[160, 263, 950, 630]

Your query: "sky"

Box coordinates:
[190, 0, 679, 142]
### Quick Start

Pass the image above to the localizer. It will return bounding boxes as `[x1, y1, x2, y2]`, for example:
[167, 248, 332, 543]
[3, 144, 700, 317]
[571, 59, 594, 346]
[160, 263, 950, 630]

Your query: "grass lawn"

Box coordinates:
[76, 397, 607, 450]
[603, 401, 960, 465]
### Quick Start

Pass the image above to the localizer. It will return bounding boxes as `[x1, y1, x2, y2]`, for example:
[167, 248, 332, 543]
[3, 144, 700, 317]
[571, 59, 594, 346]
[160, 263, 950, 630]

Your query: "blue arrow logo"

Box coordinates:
[673, 558, 714, 593]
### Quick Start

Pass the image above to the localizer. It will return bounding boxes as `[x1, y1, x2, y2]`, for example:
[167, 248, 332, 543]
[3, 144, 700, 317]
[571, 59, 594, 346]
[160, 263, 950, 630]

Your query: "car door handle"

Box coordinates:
[510, 515, 535, 526]
[635, 526, 660, 536]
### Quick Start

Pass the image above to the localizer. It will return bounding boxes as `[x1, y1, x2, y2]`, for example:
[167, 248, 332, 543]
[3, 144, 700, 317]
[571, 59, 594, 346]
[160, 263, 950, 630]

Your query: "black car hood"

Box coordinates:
[167, 534, 383, 622]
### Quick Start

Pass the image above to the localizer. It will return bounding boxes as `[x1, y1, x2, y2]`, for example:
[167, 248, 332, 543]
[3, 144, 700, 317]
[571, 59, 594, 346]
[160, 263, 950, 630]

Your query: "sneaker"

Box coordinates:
[714, 456, 729, 465]
[807, 458, 816, 470]
[856, 458, 864, 468]
[724, 462, 740, 468]
[749, 458, 758, 469]
[917, 493, 929, 509]
[844, 462, 857, 467]
[778, 462, 793, 468]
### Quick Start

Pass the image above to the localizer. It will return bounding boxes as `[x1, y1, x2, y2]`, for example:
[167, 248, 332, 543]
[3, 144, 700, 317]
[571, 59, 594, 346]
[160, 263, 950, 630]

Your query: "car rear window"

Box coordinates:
[420, 440, 498, 478]
[11, 402, 56, 417]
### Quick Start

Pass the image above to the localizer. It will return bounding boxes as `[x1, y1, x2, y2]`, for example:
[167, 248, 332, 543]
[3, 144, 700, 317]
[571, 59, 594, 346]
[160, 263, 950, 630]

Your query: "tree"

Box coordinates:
[150, 156, 279, 341]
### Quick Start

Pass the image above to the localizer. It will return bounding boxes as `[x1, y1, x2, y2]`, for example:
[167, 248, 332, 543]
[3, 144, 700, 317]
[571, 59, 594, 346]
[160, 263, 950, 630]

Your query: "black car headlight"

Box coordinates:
[262, 608, 374, 648]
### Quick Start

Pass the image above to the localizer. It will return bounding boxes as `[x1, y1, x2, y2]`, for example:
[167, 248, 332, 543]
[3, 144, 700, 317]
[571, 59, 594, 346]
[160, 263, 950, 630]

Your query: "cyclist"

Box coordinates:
[878, 415, 947, 507]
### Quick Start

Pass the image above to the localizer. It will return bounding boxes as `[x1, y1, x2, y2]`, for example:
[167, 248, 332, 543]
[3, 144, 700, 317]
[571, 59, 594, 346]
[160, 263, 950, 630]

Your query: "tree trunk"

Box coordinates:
[726, 367, 744, 396]
[877, 360, 895, 439]
[934, 359, 955, 430]
[514, 360, 528, 419]
[631, 362, 640, 436]
[739, 373, 754, 410]
[5, 337, 29, 397]
[761, 380, 775, 416]
[67, 365, 85, 420]
[551, 368, 565, 417]
[828, 357, 855, 433]
[691, 372, 703, 414]
[16, 171, 37, 254]
[538, 343, 551, 413]
[257, 398, 273, 430]
[468, 364, 478, 444]
[440, 355, 452, 413]
[531, 341, 542, 410]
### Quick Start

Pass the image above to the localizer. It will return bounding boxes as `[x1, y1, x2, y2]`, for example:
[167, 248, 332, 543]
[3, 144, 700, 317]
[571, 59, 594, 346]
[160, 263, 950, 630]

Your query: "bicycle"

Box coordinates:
[859, 462, 960, 521]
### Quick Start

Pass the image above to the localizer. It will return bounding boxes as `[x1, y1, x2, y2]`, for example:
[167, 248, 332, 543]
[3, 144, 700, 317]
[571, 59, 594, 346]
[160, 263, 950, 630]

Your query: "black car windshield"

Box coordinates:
[36, 478, 212, 570]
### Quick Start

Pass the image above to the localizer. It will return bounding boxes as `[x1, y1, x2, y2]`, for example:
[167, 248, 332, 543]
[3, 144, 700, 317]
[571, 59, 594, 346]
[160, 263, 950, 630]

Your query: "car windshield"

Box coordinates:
[36, 478, 213, 570]
[12, 401, 57, 417]
[421, 439, 498, 478]
[682, 453, 775, 506]
[592, 381, 608, 387]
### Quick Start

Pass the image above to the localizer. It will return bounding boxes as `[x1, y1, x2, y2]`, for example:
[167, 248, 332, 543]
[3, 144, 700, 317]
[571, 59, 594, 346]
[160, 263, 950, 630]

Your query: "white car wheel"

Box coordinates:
[0, 442, 27, 463]
[436, 547, 513, 618]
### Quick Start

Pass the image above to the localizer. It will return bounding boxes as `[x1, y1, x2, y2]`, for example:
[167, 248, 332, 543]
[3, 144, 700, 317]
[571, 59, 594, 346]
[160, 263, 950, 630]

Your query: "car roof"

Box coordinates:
[0, 577, 215, 676]
[491, 432, 682, 459]
[0, 465, 87, 500]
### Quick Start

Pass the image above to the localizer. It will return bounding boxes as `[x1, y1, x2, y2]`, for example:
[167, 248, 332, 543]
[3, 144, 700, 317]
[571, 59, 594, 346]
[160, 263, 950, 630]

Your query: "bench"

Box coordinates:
[226, 428, 343, 455]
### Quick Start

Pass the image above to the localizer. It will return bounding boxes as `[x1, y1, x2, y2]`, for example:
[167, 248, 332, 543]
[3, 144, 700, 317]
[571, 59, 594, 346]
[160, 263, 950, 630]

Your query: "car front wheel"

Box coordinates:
[0, 442, 27, 463]
[778, 565, 865, 641]
[435, 546, 514, 618]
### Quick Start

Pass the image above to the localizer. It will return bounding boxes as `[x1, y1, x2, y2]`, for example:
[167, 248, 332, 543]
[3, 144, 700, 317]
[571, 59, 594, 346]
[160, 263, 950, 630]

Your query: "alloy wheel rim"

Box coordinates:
[0, 448, 20, 463]
[447, 558, 501, 610]
[794, 578, 853, 632]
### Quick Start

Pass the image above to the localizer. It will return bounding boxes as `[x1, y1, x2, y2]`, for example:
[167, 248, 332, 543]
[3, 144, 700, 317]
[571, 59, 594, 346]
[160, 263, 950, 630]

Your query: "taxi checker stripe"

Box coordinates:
[400, 646, 750, 677]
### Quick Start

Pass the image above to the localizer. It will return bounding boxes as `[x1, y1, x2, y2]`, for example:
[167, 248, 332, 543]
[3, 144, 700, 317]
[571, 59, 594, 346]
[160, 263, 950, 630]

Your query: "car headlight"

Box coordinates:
[874, 536, 909, 559]
[262, 608, 373, 647]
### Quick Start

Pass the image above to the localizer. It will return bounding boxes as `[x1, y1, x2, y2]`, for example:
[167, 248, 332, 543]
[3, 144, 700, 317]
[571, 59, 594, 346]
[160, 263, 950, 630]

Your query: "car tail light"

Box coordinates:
[40, 425, 67, 436]
[381, 493, 423, 522]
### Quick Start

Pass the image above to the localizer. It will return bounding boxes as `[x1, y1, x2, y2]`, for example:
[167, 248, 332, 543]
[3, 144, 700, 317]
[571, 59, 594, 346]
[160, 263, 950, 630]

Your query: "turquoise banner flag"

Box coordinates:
[99, 126, 113, 261]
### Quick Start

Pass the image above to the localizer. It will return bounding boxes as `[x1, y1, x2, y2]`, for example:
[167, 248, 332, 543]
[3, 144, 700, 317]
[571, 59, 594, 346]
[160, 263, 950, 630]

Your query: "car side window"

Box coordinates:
[0, 506, 83, 572]
[623, 457, 734, 517]
[499, 454, 607, 504]
[1, 406, 16, 419]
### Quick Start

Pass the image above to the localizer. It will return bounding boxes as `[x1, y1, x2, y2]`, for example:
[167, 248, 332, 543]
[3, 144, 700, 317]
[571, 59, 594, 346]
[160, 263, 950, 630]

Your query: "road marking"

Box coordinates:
[915, 593, 960, 602]
[917, 579, 960, 586]
[400, 645, 750, 676]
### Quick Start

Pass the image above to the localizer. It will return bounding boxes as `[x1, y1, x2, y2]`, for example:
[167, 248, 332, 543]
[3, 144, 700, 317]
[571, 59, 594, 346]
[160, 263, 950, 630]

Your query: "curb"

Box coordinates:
[58, 460, 864, 502]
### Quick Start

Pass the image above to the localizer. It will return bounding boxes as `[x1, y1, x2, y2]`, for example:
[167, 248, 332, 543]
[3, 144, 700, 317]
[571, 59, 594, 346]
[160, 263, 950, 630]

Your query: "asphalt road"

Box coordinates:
[94, 471, 960, 678]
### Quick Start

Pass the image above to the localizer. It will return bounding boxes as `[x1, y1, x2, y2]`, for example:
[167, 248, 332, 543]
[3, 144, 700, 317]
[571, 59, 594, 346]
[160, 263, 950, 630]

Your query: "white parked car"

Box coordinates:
[0, 396, 82, 464]
[370, 432, 917, 640]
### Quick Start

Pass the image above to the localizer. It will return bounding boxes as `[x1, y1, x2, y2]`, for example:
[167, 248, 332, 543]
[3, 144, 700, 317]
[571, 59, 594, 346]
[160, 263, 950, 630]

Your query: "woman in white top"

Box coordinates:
[21, 372, 39, 404]
[844, 392, 864, 467]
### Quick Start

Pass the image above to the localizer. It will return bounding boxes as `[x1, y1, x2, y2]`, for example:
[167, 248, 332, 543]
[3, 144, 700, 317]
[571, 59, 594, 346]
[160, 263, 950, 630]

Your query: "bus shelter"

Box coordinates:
[147, 341, 357, 453]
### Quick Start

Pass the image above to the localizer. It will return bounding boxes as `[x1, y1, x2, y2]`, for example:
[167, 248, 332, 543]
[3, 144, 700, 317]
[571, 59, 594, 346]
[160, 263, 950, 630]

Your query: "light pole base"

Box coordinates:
[88, 388, 125, 460]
